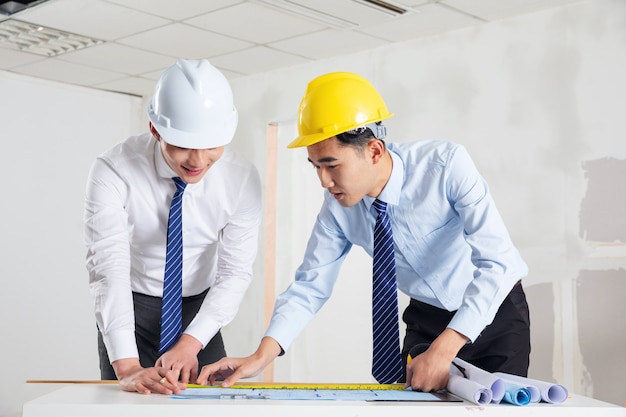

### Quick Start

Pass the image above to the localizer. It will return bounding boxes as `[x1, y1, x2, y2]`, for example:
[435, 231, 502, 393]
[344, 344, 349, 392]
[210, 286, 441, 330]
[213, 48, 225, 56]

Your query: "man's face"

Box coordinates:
[159, 139, 225, 184]
[307, 136, 378, 207]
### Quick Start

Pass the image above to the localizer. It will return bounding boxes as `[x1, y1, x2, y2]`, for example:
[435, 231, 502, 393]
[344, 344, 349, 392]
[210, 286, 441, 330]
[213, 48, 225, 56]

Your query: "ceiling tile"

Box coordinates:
[105, 0, 242, 21]
[12, 59, 125, 86]
[58, 43, 174, 75]
[137, 66, 253, 84]
[135, 65, 245, 91]
[270, 29, 389, 60]
[141, 68, 165, 81]
[118, 23, 253, 59]
[0, 46, 45, 69]
[186, 2, 324, 44]
[441, 0, 585, 21]
[94, 76, 157, 97]
[15, 0, 169, 41]
[218, 68, 246, 80]
[210, 46, 310, 74]
[392, 0, 432, 7]
[361, 3, 481, 42]
[1, 0, 586, 97]
[260, 0, 405, 27]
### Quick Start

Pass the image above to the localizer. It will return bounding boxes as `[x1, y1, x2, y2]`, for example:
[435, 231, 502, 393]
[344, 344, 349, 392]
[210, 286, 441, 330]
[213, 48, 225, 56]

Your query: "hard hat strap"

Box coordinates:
[344, 122, 386, 140]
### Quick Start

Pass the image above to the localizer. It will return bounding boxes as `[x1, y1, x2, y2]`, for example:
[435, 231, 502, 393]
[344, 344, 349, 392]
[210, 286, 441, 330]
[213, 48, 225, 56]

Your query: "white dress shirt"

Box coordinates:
[266, 140, 528, 351]
[84, 133, 262, 362]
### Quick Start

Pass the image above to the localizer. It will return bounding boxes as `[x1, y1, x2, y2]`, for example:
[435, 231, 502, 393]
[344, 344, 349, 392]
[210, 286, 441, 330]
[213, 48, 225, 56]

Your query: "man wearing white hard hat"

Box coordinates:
[84, 59, 261, 394]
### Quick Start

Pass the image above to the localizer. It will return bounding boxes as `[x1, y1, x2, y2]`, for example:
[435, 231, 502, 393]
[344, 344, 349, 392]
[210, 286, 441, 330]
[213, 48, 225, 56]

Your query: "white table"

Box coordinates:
[22, 384, 625, 417]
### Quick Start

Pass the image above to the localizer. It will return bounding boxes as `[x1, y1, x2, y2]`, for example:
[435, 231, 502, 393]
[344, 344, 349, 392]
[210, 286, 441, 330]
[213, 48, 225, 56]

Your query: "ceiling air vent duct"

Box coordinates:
[353, 0, 407, 16]
[259, 0, 357, 29]
[0, 0, 49, 16]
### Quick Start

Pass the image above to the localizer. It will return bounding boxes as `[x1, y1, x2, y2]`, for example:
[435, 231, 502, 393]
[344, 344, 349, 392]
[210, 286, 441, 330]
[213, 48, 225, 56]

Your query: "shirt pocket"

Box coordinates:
[421, 216, 464, 256]
[404, 213, 467, 275]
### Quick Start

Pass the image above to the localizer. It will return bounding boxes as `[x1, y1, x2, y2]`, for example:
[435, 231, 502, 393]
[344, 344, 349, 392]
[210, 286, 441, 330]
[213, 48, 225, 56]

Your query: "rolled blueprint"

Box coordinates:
[493, 372, 569, 404]
[447, 366, 493, 405]
[453, 358, 505, 403]
[502, 382, 532, 406]
[516, 383, 540, 403]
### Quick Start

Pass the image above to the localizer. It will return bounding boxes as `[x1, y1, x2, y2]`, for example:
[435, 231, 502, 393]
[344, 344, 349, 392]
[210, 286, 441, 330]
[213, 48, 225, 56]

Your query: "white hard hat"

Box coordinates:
[147, 59, 238, 149]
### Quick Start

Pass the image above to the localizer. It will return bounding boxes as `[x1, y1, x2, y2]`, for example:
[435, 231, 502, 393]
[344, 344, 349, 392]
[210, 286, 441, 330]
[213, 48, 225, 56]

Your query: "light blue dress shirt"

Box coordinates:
[266, 140, 528, 351]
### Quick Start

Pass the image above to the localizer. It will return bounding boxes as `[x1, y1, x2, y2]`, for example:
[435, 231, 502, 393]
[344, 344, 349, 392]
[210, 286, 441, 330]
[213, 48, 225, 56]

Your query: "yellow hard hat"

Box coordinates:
[288, 72, 393, 148]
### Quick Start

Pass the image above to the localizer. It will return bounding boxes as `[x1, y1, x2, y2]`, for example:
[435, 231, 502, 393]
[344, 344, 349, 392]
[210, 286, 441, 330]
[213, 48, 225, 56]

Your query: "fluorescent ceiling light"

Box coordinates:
[0, 19, 104, 56]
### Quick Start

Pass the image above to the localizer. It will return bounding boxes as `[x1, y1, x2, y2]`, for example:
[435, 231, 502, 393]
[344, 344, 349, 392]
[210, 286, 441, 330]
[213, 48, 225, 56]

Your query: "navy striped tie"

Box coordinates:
[159, 177, 187, 354]
[371, 199, 403, 384]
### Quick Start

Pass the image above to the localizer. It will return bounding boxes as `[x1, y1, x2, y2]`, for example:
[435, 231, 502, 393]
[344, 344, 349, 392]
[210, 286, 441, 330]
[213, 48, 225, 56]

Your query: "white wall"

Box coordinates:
[226, 0, 626, 406]
[0, 71, 143, 417]
[2, 1, 624, 416]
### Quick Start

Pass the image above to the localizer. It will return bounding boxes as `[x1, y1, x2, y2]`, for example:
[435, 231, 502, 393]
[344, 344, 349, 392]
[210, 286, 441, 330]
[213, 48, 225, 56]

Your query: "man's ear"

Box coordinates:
[149, 122, 160, 141]
[368, 139, 385, 163]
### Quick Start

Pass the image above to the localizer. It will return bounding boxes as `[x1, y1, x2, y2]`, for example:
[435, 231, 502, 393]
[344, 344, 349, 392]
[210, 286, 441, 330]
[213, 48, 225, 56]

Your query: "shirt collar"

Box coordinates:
[154, 140, 178, 179]
[364, 148, 404, 208]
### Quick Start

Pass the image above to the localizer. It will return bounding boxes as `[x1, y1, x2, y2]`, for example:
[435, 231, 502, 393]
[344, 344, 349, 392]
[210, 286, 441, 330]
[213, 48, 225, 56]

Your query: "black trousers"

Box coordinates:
[400, 282, 531, 381]
[98, 288, 226, 380]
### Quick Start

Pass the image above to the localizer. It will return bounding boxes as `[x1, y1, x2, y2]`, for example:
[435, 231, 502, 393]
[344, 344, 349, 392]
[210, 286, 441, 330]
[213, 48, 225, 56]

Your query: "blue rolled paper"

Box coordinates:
[502, 383, 532, 406]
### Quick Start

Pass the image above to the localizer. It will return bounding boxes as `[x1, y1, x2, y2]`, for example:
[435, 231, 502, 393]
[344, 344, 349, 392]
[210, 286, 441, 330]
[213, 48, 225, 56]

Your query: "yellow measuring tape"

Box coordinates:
[187, 382, 406, 390]
[26, 380, 406, 391]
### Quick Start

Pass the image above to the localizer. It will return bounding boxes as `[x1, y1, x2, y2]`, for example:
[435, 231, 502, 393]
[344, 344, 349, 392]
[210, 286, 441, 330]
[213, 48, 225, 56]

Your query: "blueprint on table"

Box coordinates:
[172, 387, 459, 401]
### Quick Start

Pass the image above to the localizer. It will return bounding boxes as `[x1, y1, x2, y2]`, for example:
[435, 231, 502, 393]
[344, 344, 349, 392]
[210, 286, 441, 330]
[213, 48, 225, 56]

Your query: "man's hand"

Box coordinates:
[405, 347, 453, 392]
[155, 334, 203, 384]
[112, 358, 185, 395]
[196, 336, 282, 387]
[405, 328, 468, 392]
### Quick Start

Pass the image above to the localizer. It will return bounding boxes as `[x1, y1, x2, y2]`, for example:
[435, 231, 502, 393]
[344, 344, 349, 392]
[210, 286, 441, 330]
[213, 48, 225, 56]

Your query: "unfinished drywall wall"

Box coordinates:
[575, 157, 626, 404]
[580, 158, 626, 242]
[525, 283, 556, 383]
[577, 269, 626, 404]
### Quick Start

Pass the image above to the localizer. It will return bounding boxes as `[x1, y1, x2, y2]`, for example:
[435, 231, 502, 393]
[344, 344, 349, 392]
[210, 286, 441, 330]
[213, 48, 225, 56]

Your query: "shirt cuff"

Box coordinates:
[184, 318, 220, 348]
[104, 329, 139, 363]
[264, 323, 296, 354]
[447, 308, 485, 343]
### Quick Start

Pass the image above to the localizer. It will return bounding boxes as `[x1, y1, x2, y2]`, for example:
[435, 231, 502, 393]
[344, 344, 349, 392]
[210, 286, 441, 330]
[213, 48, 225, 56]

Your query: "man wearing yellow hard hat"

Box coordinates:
[198, 72, 530, 392]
